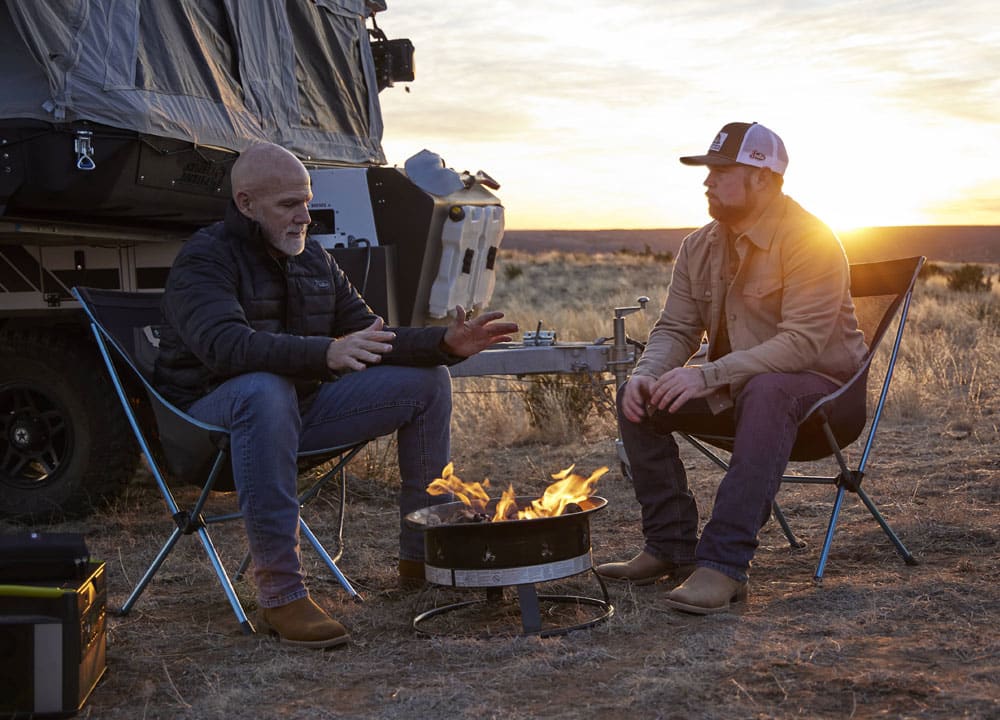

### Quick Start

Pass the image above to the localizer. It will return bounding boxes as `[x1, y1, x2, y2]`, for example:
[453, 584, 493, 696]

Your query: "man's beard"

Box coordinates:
[707, 198, 753, 226]
[270, 230, 306, 256]
[707, 174, 755, 227]
[261, 221, 307, 256]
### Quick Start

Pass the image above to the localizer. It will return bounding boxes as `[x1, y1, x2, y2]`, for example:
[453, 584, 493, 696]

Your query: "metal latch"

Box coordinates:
[74, 130, 96, 171]
[523, 329, 557, 346]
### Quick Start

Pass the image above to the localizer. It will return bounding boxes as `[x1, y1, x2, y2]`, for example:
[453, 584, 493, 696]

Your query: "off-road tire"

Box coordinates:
[0, 328, 139, 520]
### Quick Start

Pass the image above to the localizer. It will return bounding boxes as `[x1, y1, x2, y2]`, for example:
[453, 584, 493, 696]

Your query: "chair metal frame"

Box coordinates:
[72, 287, 366, 633]
[678, 256, 925, 582]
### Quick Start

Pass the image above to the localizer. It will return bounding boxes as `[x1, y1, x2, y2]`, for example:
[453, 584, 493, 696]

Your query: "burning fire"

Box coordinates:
[426, 463, 608, 522]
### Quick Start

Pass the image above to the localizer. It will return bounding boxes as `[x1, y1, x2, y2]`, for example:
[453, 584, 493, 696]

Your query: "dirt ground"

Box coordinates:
[5, 254, 998, 719]
[10, 406, 997, 720]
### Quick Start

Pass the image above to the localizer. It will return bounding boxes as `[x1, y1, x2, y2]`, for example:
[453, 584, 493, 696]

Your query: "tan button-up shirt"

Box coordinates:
[633, 193, 867, 412]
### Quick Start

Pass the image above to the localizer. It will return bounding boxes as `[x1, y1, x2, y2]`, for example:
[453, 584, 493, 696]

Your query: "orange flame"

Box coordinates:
[426, 462, 492, 514]
[427, 463, 608, 522]
[518, 464, 608, 520]
[493, 484, 519, 522]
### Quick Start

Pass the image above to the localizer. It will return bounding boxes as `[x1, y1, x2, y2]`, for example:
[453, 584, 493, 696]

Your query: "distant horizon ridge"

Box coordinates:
[506, 224, 998, 232]
[502, 226, 1000, 264]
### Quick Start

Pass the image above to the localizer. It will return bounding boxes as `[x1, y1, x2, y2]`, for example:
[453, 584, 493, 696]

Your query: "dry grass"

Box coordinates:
[6, 252, 999, 719]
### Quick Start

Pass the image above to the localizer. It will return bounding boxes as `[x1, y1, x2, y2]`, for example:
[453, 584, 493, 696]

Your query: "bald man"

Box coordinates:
[154, 143, 516, 647]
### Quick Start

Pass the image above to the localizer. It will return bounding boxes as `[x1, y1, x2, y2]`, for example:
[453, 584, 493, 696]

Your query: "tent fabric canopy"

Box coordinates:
[0, 0, 386, 164]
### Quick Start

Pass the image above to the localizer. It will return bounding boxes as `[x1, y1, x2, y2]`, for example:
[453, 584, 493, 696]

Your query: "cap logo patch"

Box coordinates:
[709, 132, 727, 152]
[749, 150, 766, 162]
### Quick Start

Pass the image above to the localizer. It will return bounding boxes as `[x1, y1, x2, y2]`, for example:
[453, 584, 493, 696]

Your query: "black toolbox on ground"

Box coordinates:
[0, 558, 107, 718]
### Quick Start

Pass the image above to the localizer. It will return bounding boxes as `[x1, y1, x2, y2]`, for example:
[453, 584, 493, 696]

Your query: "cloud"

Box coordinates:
[749, 2, 1000, 123]
[378, 1, 1000, 227]
[929, 178, 1000, 223]
[381, 21, 694, 148]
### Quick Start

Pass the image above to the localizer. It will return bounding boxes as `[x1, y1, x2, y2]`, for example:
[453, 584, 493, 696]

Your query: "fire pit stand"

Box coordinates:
[405, 496, 614, 638]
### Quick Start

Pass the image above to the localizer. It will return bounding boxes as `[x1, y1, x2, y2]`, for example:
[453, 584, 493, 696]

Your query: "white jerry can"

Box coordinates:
[427, 204, 504, 319]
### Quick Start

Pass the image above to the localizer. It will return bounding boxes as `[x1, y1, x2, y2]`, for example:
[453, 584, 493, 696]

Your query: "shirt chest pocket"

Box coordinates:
[740, 279, 783, 321]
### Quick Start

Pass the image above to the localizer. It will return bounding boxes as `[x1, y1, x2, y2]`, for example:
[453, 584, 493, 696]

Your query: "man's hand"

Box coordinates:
[620, 374, 655, 423]
[442, 305, 518, 358]
[621, 368, 714, 422]
[647, 366, 713, 414]
[326, 317, 396, 372]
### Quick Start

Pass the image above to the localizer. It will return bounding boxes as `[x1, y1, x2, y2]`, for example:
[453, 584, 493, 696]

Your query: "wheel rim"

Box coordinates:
[0, 381, 73, 488]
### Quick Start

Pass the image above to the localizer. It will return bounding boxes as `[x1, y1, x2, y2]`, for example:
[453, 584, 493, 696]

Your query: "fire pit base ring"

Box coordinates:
[412, 568, 614, 638]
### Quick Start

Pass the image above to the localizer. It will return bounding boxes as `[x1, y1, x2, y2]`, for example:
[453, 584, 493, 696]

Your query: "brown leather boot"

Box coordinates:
[594, 551, 695, 586]
[257, 595, 349, 648]
[663, 567, 748, 615]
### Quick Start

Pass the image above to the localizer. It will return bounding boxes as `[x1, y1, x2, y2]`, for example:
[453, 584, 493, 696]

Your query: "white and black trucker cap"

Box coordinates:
[680, 121, 789, 175]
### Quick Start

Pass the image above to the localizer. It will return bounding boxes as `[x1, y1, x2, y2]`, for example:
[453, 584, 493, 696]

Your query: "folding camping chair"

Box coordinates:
[72, 287, 368, 634]
[678, 256, 925, 583]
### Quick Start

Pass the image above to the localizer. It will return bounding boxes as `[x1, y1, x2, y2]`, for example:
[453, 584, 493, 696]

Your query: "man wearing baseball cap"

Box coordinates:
[596, 122, 867, 614]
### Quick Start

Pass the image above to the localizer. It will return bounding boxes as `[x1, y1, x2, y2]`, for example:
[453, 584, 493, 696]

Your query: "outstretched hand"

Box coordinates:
[442, 305, 518, 358]
[326, 317, 396, 372]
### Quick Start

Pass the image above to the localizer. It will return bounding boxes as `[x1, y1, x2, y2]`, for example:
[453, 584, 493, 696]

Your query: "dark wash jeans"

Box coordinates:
[188, 365, 452, 607]
[619, 371, 859, 583]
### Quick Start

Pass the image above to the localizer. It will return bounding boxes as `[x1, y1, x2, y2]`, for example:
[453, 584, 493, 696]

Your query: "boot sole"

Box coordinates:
[663, 587, 748, 616]
[275, 633, 350, 649]
[596, 572, 667, 587]
[257, 618, 351, 649]
[595, 564, 696, 588]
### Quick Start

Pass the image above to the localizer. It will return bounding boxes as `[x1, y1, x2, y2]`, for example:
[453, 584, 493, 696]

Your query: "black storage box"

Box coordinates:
[0, 533, 91, 583]
[0, 562, 107, 718]
[0, 120, 233, 233]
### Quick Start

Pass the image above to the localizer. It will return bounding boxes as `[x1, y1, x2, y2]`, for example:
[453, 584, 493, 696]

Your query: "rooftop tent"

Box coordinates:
[0, 0, 386, 163]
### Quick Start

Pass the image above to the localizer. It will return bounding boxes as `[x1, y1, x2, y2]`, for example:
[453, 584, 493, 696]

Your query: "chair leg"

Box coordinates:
[813, 485, 848, 584]
[119, 526, 185, 616]
[300, 517, 363, 602]
[772, 502, 807, 549]
[814, 483, 918, 584]
[331, 465, 349, 564]
[855, 486, 919, 566]
[195, 527, 255, 635]
[234, 551, 252, 582]
[120, 513, 253, 632]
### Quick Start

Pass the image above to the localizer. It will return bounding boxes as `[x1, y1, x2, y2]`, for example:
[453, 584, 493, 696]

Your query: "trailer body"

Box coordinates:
[0, 1, 504, 518]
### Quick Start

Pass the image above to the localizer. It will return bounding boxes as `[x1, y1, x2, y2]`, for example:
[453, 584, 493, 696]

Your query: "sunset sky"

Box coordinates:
[376, 1, 999, 232]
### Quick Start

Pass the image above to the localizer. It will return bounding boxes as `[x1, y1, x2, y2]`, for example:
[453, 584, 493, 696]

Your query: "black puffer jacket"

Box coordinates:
[154, 203, 451, 410]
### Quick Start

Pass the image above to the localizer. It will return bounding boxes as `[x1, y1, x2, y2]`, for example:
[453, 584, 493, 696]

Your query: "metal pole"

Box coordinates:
[609, 297, 647, 475]
[608, 296, 648, 391]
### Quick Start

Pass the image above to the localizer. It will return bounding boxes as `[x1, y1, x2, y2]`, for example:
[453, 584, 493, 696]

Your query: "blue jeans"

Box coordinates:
[619, 372, 852, 582]
[187, 365, 452, 607]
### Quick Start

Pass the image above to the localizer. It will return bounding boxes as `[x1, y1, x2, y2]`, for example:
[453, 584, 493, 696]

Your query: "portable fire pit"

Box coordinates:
[405, 495, 614, 637]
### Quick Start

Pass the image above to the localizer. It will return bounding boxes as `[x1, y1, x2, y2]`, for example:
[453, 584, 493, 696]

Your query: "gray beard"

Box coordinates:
[271, 236, 305, 256]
